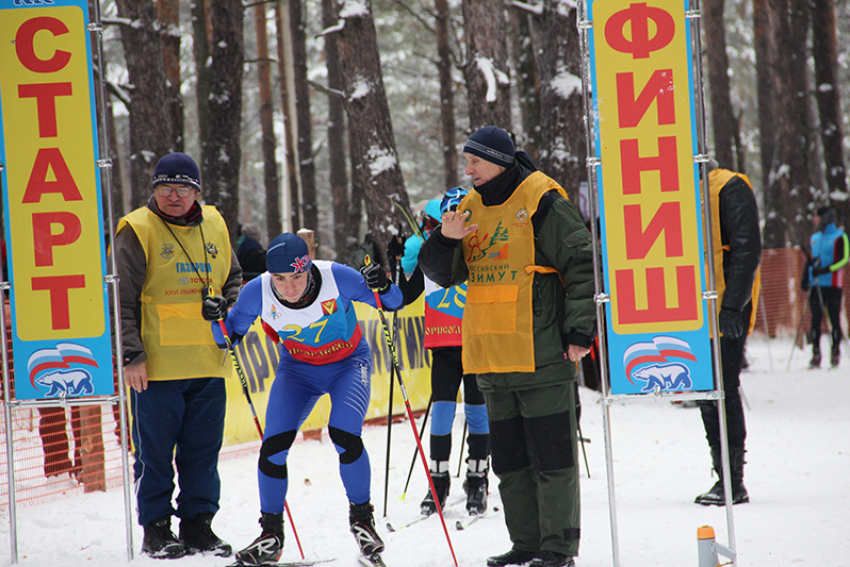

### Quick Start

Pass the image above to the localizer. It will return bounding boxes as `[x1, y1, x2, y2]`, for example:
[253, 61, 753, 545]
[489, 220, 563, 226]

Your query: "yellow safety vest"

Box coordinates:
[708, 169, 761, 335]
[460, 171, 567, 374]
[116, 206, 233, 380]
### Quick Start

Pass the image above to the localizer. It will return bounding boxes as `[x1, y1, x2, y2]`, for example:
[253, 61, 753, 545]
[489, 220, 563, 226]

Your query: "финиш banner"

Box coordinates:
[0, 0, 113, 400]
[587, 0, 713, 395]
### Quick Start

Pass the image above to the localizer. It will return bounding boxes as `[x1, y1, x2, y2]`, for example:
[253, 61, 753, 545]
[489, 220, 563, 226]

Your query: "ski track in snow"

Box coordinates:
[1, 337, 849, 566]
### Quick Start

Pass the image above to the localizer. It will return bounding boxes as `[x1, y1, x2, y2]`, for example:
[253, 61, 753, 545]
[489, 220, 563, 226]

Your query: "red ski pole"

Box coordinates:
[363, 257, 459, 566]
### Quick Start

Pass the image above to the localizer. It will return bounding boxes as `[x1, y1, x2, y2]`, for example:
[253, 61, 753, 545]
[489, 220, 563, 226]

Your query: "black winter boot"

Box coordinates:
[486, 548, 539, 566]
[142, 516, 188, 559]
[234, 512, 284, 566]
[420, 471, 450, 516]
[529, 551, 575, 567]
[349, 501, 384, 556]
[179, 512, 232, 556]
[695, 446, 748, 505]
[463, 470, 489, 515]
[809, 347, 821, 369]
[831, 346, 840, 368]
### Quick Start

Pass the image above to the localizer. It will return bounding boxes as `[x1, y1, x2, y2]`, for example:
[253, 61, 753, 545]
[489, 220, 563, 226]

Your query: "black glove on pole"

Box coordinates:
[360, 262, 390, 293]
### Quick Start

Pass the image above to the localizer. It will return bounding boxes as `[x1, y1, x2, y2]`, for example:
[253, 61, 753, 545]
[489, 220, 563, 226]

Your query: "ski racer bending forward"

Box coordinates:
[206, 233, 403, 566]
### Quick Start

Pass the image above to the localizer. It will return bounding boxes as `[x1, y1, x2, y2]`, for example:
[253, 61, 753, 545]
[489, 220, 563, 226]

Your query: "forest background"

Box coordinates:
[36, 0, 850, 262]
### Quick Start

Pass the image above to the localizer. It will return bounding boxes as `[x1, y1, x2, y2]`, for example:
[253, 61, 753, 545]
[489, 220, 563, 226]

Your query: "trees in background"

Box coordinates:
[102, 0, 850, 258]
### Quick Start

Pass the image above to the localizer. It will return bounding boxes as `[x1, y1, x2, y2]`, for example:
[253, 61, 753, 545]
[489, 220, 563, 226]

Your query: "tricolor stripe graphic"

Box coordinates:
[623, 336, 696, 384]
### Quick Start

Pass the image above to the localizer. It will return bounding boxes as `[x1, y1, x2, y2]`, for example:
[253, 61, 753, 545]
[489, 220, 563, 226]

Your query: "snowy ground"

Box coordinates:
[1, 336, 848, 567]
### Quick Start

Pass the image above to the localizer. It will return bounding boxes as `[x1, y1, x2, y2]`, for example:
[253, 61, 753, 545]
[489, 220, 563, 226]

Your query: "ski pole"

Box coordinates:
[456, 420, 467, 478]
[364, 256, 459, 567]
[401, 395, 432, 500]
[786, 287, 811, 371]
[383, 241, 403, 516]
[382, 310, 398, 518]
[216, 315, 305, 560]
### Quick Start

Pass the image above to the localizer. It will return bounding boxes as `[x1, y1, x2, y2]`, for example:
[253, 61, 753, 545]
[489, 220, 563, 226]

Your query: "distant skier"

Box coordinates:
[801, 205, 848, 368]
[205, 233, 403, 566]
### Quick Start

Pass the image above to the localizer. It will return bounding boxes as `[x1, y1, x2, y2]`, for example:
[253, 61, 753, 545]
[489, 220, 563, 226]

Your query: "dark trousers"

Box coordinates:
[429, 347, 489, 464]
[698, 303, 751, 451]
[130, 377, 226, 526]
[809, 286, 844, 353]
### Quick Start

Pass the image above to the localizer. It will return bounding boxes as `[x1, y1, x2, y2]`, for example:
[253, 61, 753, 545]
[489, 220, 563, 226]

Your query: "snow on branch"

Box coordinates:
[511, 1, 543, 16]
[551, 69, 583, 99]
[317, 20, 345, 37]
[367, 145, 398, 177]
[340, 0, 370, 19]
[476, 57, 508, 103]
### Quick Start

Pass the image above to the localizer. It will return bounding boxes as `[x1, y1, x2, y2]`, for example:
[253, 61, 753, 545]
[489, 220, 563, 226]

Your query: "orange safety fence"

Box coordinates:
[1, 248, 848, 510]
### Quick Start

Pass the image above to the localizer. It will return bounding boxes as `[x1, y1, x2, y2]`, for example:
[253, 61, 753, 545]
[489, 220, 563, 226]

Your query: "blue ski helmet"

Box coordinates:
[440, 187, 468, 215]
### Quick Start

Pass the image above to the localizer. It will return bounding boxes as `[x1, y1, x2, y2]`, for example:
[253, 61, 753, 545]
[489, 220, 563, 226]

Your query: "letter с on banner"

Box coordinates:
[0, 1, 113, 400]
[586, 0, 713, 395]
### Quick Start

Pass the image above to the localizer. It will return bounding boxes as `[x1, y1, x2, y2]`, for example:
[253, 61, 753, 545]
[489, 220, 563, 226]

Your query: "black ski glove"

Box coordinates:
[202, 294, 228, 321]
[719, 308, 745, 339]
[812, 265, 830, 277]
[386, 234, 406, 280]
[360, 263, 390, 293]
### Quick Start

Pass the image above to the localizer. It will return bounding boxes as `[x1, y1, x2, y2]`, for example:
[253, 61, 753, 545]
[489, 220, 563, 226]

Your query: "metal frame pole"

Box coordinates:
[90, 0, 135, 560]
[577, 3, 620, 565]
[688, 0, 737, 560]
[2, 281, 18, 564]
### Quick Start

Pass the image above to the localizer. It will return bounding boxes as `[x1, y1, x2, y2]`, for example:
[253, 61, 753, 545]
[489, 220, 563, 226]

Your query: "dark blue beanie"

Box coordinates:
[463, 126, 515, 169]
[152, 152, 201, 191]
[266, 233, 313, 273]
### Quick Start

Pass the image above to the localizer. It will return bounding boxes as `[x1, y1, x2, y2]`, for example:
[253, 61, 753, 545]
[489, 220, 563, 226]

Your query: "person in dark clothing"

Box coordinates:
[694, 161, 761, 506]
[419, 126, 595, 567]
[801, 205, 848, 368]
[389, 187, 491, 518]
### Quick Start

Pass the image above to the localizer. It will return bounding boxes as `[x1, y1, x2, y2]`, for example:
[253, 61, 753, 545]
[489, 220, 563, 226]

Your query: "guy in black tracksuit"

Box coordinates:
[694, 161, 761, 506]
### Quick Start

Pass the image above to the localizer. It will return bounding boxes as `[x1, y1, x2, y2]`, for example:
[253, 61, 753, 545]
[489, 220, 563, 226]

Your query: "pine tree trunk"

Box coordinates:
[810, 0, 849, 228]
[192, 0, 212, 176]
[323, 0, 351, 260]
[703, 0, 738, 171]
[336, 0, 411, 261]
[462, 0, 511, 130]
[768, 0, 812, 248]
[276, 1, 301, 233]
[254, 3, 282, 241]
[754, 0, 780, 247]
[114, 0, 173, 210]
[531, 1, 584, 203]
[510, 6, 539, 162]
[435, 0, 458, 189]
[204, 0, 244, 246]
[156, 0, 183, 152]
[290, 0, 318, 240]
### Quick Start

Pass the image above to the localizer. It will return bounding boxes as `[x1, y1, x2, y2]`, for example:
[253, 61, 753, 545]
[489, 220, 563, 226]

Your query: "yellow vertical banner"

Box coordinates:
[587, 0, 713, 394]
[0, 2, 113, 399]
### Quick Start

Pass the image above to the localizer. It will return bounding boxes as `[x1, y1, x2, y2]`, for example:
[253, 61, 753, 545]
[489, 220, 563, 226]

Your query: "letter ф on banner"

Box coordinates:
[0, 0, 113, 400]
[586, 0, 713, 395]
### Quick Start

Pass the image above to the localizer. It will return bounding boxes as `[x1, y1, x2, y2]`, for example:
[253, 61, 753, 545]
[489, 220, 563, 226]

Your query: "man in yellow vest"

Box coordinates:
[420, 126, 595, 567]
[694, 160, 761, 506]
[113, 152, 242, 559]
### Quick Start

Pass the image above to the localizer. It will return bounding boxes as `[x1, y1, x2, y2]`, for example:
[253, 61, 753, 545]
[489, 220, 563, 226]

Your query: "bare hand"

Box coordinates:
[440, 210, 478, 240]
[568, 344, 591, 362]
[124, 361, 148, 392]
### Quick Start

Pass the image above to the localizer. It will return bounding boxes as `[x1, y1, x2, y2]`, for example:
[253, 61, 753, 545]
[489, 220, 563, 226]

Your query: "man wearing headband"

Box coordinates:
[114, 152, 242, 559]
[205, 233, 402, 566]
[420, 126, 595, 567]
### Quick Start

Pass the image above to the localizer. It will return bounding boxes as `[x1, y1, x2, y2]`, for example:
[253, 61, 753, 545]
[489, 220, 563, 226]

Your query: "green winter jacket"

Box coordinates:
[419, 165, 596, 391]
